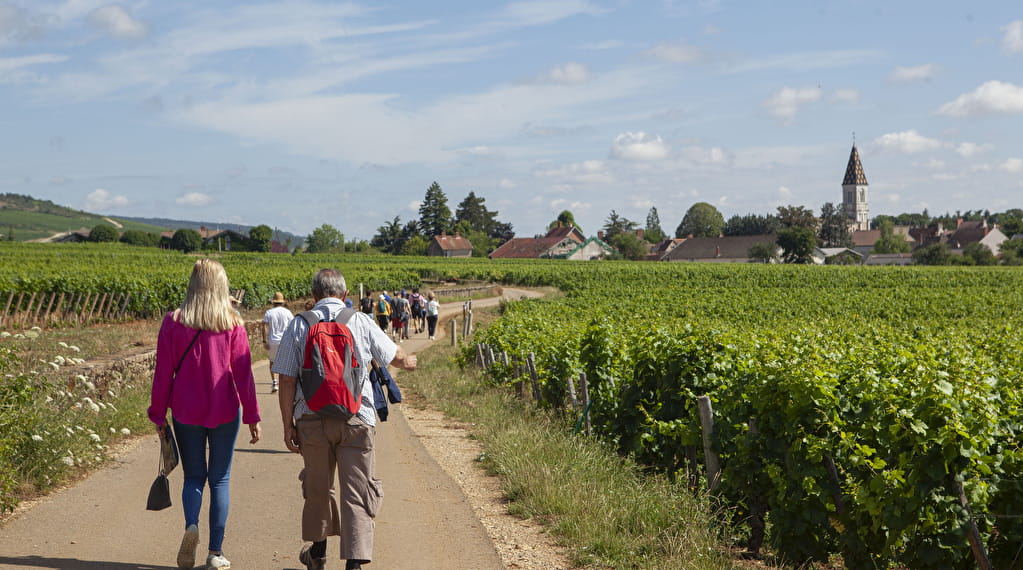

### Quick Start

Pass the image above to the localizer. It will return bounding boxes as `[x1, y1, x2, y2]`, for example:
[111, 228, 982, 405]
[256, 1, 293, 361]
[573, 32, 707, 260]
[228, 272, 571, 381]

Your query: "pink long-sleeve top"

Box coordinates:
[148, 312, 261, 428]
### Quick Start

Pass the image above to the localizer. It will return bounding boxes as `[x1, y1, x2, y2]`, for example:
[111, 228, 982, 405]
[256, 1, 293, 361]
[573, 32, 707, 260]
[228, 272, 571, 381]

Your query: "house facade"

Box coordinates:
[662, 234, 778, 263]
[427, 233, 473, 257]
[489, 225, 586, 259]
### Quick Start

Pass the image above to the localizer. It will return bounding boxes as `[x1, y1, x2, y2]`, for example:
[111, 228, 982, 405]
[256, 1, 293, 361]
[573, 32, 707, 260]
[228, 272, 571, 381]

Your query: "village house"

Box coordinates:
[489, 225, 586, 259]
[662, 234, 779, 263]
[427, 233, 473, 257]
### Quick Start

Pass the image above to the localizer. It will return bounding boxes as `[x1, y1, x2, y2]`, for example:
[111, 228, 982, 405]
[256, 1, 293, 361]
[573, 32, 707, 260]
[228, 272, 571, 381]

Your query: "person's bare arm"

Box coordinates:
[390, 345, 417, 370]
[277, 374, 300, 453]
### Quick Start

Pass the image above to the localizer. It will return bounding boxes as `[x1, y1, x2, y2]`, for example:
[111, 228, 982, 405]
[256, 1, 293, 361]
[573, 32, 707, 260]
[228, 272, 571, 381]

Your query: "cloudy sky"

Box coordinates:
[2, 1, 1022, 240]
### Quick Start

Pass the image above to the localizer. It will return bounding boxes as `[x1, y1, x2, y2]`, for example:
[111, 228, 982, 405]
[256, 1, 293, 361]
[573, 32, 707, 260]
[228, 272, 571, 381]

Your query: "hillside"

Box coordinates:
[0, 193, 300, 246]
[117, 215, 302, 248]
[0, 194, 167, 242]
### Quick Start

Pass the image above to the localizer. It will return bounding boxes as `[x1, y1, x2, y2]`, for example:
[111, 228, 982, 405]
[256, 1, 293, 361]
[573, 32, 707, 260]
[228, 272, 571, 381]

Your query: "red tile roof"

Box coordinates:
[432, 234, 473, 250]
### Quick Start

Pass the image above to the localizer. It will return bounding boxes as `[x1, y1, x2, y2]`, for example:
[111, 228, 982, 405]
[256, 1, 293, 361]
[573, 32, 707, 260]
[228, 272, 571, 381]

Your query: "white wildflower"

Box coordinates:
[0, 332, 10, 338]
[31, 435, 44, 442]
[61, 456, 74, 467]
[109, 427, 116, 434]
[54, 355, 65, 365]
[69, 345, 80, 352]
[84, 381, 96, 391]
[88, 401, 100, 412]
[106, 403, 117, 412]
[45, 395, 53, 403]
[24, 330, 39, 339]
[120, 428, 131, 436]
[14, 333, 25, 339]
[76, 375, 87, 383]
[30, 326, 41, 332]
[97, 402, 107, 410]
[89, 433, 101, 442]
[48, 362, 60, 371]
[58, 341, 68, 348]
[107, 390, 116, 398]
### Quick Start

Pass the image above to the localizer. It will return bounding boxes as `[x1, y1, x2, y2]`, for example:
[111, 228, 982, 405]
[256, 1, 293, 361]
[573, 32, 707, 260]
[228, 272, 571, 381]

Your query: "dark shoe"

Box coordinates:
[299, 544, 326, 570]
[345, 560, 367, 570]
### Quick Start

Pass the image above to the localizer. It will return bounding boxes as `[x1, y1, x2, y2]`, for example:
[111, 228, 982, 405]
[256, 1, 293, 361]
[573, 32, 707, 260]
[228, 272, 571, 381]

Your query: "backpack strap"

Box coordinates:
[299, 310, 322, 328]
[334, 307, 358, 325]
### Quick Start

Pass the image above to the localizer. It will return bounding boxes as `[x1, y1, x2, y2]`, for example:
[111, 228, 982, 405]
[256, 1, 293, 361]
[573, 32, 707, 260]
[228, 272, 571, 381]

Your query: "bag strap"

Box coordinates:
[174, 330, 202, 375]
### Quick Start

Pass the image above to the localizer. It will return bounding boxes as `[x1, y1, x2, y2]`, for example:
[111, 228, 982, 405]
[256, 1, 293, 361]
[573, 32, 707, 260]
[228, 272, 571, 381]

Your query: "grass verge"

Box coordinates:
[402, 307, 735, 570]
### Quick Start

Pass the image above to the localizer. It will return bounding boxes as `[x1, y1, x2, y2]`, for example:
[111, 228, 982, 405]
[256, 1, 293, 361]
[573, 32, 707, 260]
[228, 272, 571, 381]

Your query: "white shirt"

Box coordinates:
[263, 305, 294, 344]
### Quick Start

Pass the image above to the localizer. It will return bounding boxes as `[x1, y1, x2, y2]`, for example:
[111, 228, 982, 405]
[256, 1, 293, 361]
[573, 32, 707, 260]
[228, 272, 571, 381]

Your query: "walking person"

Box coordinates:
[408, 287, 425, 334]
[373, 293, 390, 331]
[391, 292, 411, 341]
[262, 291, 294, 393]
[426, 291, 440, 340]
[273, 268, 417, 570]
[148, 258, 262, 570]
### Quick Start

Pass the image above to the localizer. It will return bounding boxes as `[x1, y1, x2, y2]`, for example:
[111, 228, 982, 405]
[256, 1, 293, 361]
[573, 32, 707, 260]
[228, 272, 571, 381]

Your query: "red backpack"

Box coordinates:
[298, 308, 363, 418]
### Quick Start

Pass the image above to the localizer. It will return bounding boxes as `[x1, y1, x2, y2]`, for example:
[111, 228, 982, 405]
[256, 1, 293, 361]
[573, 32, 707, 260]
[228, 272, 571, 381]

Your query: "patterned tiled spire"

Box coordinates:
[842, 145, 868, 185]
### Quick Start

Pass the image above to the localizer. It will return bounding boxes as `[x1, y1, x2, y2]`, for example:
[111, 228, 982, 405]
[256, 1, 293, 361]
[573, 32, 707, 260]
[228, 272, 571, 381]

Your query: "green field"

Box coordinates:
[2, 243, 1022, 567]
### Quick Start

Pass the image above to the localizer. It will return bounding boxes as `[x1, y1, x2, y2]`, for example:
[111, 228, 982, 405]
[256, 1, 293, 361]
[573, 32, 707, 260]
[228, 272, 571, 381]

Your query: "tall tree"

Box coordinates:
[120, 230, 160, 247]
[609, 232, 648, 260]
[490, 221, 515, 245]
[171, 228, 202, 253]
[88, 223, 119, 242]
[912, 243, 952, 265]
[676, 202, 725, 238]
[547, 210, 581, 234]
[602, 210, 638, 240]
[724, 213, 780, 236]
[872, 220, 911, 254]
[776, 205, 818, 229]
[248, 224, 272, 252]
[305, 224, 344, 253]
[371, 216, 403, 254]
[454, 191, 498, 235]
[418, 181, 452, 237]
[818, 202, 853, 248]
[776, 227, 817, 264]
[644, 207, 666, 243]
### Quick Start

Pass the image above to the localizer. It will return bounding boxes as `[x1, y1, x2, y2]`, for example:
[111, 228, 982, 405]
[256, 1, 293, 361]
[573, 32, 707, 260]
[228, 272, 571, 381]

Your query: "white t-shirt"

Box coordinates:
[263, 305, 294, 344]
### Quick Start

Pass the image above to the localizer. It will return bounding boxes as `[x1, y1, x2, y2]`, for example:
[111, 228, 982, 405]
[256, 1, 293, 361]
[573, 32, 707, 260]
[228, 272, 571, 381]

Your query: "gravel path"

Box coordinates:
[0, 287, 573, 569]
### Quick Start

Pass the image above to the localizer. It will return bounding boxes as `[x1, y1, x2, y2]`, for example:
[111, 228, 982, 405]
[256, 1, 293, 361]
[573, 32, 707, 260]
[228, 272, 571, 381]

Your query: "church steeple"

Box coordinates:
[842, 145, 868, 186]
[841, 144, 869, 231]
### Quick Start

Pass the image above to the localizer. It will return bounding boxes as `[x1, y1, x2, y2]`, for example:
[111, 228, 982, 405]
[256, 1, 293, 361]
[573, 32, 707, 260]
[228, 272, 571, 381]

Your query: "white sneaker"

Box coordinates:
[271, 381, 279, 393]
[205, 553, 231, 569]
[177, 524, 199, 569]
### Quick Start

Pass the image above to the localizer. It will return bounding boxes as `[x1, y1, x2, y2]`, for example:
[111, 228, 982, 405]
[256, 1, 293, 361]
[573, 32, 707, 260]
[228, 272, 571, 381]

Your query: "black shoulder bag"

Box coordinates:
[146, 330, 201, 511]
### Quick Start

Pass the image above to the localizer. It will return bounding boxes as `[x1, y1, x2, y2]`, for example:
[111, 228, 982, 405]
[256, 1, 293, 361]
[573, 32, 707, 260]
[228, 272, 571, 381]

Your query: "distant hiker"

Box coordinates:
[359, 291, 374, 315]
[408, 287, 426, 333]
[390, 291, 410, 342]
[262, 292, 294, 393]
[148, 258, 262, 570]
[426, 291, 440, 340]
[373, 293, 391, 331]
[272, 268, 417, 570]
[229, 295, 242, 316]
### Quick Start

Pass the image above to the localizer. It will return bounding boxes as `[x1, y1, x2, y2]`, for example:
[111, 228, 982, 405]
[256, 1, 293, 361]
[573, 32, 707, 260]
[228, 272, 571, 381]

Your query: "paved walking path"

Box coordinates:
[0, 288, 540, 569]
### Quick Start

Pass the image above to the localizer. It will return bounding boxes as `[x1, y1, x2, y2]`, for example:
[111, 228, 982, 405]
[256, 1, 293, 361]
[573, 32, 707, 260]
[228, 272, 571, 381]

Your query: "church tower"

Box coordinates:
[841, 145, 869, 231]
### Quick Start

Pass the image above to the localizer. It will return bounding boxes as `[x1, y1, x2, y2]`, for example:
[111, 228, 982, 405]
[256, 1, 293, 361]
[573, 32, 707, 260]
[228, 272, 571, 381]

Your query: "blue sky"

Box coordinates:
[2, 1, 1022, 241]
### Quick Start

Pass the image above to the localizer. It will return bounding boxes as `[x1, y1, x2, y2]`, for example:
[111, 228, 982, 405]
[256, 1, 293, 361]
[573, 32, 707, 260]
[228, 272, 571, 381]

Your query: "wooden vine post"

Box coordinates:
[526, 352, 540, 403]
[579, 372, 591, 436]
[449, 318, 458, 346]
[696, 395, 721, 492]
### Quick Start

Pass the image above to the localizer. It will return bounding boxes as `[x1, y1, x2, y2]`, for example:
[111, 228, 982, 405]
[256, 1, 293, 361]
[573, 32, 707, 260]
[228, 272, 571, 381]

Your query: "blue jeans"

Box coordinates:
[173, 413, 240, 552]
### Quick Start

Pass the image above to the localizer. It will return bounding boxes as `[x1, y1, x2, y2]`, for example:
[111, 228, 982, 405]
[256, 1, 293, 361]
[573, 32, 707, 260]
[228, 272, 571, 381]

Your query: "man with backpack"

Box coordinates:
[408, 287, 425, 334]
[272, 269, 417, 570]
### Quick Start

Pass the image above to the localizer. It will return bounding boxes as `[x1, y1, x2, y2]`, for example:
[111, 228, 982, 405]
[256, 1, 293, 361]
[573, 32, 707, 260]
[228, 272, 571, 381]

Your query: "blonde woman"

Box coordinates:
[148, 259, 262, 570]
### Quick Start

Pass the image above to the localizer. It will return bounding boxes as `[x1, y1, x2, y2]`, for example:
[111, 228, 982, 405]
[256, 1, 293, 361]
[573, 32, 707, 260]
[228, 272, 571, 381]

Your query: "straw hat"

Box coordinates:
[271, 292, 287, 305]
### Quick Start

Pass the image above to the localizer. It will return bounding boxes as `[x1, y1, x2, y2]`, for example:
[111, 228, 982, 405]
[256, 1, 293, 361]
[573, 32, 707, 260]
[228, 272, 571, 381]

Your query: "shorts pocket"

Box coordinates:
[366, 478, 383, 518]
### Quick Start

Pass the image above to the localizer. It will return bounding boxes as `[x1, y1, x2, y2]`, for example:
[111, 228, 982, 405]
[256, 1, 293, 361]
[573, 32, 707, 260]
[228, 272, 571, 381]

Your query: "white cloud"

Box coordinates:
[89, 5, 148, 40]
[84, 188, 128, 211]
[726, 49, 881, 74]
[955, 142, 993, 157]
[581, 39, 622, 50]
[762, 87, 821, 122]
[499, 0, 602, 27]
[1002, 20, 1023, 54]
[407, 200, 422, 211]
[889, 64, 939, 82]
[0, 54, 68, 73]
[497, 178, 516, 189]
[918, 158, 945, 169]
[538, 62, 590, 85]
[873, 130, 942, 153]
[936, 80, 1023, 117]
[535, 160, 612, 185]
[610, 132, 669, 161]
[1000, 158, 1023, 173]
[703, 24, 721, 35]
[49, 175, 71, 184]
[778, 186, 792, 197]
[680, 145, 729, 165]
[176, 192, 213, 207]
[831, 89, 860, 104]
[646, 40, 703, 63]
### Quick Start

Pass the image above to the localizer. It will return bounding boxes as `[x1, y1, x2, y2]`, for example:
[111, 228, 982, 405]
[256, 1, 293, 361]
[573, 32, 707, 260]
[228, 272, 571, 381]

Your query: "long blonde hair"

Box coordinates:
[175, 258, 243, 332]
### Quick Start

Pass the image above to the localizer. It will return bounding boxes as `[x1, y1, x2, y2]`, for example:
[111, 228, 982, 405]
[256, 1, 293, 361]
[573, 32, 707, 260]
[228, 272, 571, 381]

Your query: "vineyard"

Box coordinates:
[3, 242, 1023, 567]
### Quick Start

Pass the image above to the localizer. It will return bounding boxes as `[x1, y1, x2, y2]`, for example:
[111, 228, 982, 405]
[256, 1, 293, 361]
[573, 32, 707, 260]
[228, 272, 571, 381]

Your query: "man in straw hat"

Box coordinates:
[262, 291, 294, 393]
